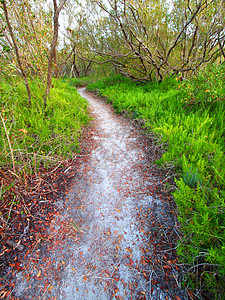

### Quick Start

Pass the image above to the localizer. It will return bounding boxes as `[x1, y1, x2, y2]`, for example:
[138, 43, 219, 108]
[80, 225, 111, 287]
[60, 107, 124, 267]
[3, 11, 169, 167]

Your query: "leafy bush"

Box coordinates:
[87, 65, 225, 298]
[180, 64, 225, 106]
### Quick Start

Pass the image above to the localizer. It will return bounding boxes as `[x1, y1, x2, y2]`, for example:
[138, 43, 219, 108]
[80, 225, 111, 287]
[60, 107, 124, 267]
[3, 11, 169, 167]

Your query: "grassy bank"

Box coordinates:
[0, 77, 90, 227]
[0, 77, 90, 162]
[86, 65, 225, 299]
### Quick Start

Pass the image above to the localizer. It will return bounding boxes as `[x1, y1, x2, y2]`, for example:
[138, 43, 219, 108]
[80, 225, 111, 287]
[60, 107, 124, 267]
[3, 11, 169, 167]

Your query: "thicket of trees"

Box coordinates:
[0, 0, 69, 103]
[1, 0, 224, 90]
[73, 0, 225, 81]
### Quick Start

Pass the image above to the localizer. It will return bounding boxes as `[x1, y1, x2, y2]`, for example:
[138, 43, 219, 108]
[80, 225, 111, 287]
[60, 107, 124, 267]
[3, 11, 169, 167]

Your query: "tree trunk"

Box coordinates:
[73, 51, 80, 77]
[2, 0, 31, 104]
[84, 60, 92, 77]
[45, 0, 67, 103]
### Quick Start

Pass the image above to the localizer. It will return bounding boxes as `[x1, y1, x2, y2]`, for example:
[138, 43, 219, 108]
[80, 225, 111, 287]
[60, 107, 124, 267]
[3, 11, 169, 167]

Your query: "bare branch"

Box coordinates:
[2, 0, 31, 103]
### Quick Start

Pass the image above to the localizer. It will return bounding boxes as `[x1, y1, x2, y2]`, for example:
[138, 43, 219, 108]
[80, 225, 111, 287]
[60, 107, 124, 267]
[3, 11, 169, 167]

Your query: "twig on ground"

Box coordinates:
[6, 239, 24, 251]
[0, 113, 16, 174]
[50, 162, 63, 174]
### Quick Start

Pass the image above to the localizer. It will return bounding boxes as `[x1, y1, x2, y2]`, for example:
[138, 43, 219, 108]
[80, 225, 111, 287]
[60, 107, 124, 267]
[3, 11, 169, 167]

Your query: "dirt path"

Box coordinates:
[12, 88, 186, 299]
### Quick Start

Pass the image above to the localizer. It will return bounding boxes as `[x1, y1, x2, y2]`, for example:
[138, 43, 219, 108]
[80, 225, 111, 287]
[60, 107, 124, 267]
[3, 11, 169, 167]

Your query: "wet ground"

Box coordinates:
[10, 88, 187, 299]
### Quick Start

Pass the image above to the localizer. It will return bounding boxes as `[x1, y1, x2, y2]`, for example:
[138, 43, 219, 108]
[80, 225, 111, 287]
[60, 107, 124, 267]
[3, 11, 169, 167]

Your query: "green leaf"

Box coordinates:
[3, 45, 10, 52]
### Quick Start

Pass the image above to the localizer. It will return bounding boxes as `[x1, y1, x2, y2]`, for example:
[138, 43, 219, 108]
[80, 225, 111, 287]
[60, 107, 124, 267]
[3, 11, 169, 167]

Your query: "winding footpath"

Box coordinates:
[13, 88, 187, 299]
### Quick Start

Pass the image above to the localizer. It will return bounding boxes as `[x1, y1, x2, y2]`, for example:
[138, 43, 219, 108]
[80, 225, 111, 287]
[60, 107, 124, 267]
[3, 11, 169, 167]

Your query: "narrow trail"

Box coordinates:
[13, 88, 186, 299]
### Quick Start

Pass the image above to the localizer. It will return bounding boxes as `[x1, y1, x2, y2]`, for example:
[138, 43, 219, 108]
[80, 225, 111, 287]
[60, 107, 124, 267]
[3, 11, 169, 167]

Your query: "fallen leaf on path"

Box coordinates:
[163, 265, 171, 270]
[37, 270, 41, 278]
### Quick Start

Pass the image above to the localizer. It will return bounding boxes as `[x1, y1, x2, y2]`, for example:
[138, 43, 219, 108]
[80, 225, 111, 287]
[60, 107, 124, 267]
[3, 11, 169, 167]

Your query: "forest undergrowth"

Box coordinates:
[0, 77, 90, 276]
[0, 75, 90, 207]
[79, 64, 225, 299]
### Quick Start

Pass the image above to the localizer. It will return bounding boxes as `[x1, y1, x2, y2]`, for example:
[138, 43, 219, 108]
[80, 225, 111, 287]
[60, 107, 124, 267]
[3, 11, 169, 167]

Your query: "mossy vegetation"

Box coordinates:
[86, 64, 225, 298]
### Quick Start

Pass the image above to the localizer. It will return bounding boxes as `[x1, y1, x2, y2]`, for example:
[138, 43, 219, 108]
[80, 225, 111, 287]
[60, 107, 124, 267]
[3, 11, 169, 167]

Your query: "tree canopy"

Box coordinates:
[0, 0, 224, 91]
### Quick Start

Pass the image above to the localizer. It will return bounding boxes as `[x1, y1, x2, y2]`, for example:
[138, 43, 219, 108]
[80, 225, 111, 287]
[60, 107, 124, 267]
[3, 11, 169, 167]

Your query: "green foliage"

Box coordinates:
[0, 77, 90, 170]
[87, 74, 131, 90]
[180, 64, 225, 106]
[67, 72, 124, 88]
[87, 64, 225, 298]
[68, 76, 98, 87]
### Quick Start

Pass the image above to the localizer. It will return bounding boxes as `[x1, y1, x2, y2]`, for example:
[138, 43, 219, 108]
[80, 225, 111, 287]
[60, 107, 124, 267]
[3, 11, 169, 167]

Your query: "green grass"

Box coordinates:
[0, 77, 90, 170]
[67, 76, 95, 87]
[67, 74, 106, 87]
[87, 66, 225, 299]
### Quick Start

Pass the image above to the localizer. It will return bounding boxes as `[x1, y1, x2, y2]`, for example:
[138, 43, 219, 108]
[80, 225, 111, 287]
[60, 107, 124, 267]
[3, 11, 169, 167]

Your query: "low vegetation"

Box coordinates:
[0, 76, 90, 228]
[85, 64, 225, 299]
[68, 76, 100, 87]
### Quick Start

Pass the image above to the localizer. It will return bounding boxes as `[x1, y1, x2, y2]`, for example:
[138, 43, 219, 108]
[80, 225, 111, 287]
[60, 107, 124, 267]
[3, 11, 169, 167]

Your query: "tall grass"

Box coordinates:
[67, 73, 115, 87]
[0, 77, 90, 222]
[87, 66, 225, 298]
[68, 76, 97, 87]
[0, 77, 90, 166]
